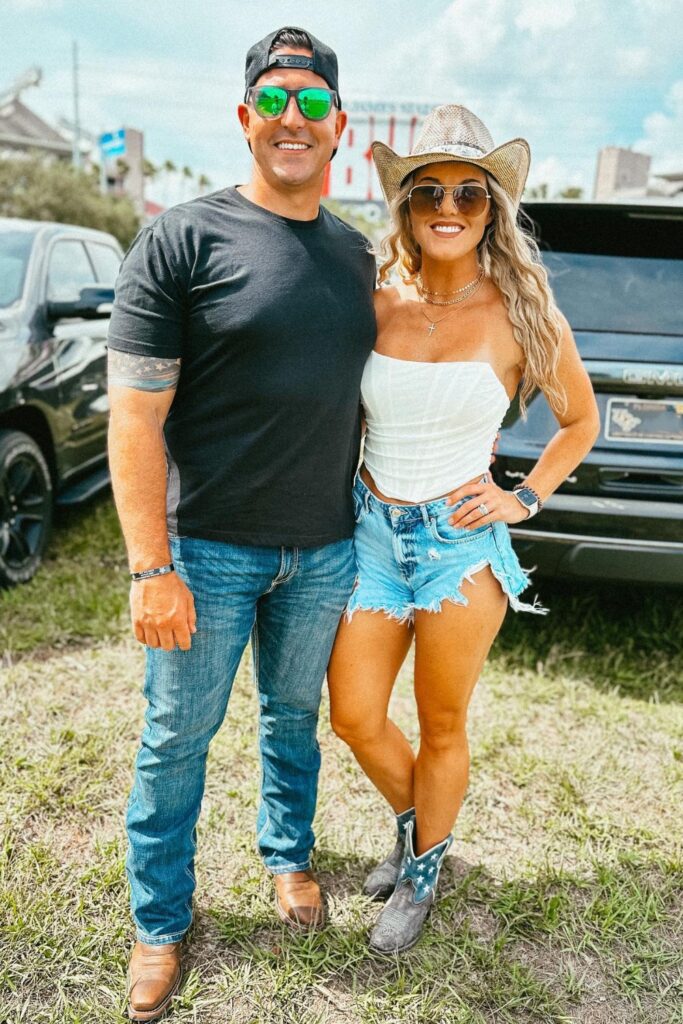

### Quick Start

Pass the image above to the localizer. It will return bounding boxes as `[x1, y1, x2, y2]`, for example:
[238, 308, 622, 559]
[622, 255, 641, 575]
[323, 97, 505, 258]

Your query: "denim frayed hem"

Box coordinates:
[413, 558, 548, 616]
[346, 558, 548, 622]
[135, 928, 187, 946]
[344, 600, 415, 625]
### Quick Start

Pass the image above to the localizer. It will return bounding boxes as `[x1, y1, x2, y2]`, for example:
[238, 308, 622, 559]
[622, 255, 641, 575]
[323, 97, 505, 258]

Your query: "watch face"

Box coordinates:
[515, 487, 537, 507]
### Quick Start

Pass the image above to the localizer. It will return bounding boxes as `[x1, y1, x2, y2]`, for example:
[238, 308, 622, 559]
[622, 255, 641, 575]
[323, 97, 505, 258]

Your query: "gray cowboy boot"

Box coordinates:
[369, 819, 453, 954]
[363, 807, 415, 901]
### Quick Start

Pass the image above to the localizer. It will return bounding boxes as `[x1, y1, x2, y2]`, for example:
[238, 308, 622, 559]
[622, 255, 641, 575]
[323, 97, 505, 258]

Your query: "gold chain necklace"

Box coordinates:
[417, 266, 482, 302]
[419, 270, 485, 335]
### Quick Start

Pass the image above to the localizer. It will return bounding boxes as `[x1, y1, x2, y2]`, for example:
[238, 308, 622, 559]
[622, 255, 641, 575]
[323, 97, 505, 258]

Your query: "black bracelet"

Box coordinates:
[130, 562, 175, 581]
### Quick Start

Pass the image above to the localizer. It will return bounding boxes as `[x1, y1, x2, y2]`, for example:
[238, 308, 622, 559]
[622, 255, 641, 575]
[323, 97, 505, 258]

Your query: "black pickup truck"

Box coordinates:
[494, 202, 683, 586]
[0, 218, 120, 586]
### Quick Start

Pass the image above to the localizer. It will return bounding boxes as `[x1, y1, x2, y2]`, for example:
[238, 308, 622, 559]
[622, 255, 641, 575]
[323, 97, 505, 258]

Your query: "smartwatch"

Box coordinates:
[512, 484, 542, 519]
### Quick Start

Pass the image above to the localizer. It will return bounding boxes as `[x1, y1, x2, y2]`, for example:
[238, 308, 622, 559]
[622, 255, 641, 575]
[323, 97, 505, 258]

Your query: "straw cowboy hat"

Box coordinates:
[371, 104, 531, 209]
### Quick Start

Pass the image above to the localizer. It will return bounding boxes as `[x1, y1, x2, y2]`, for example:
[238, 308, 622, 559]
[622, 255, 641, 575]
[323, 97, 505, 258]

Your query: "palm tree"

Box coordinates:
[182, 165, 193, 201]
[143, 158, 158, 181]
[162, 159, 176, 207]
[197, 173, 211, 196]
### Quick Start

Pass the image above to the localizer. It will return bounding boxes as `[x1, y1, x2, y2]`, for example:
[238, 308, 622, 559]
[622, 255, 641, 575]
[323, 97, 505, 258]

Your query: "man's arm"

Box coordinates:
[108, 350, 196, 651]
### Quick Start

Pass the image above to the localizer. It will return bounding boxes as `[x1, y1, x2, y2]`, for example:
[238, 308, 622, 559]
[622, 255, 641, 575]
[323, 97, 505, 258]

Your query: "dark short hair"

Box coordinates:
[270, 27, 312, 52]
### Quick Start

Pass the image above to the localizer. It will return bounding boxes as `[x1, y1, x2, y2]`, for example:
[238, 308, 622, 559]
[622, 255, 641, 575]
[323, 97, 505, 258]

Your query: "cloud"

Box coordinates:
[514, 0, 577, 36]
[635, 80, 683, 173]
[4, 0, 682, 200]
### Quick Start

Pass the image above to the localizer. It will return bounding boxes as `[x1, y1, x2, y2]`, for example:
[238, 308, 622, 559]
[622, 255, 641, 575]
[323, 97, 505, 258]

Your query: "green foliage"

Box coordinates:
[0, 154, 141, 247]
[558, 186, 584, 200]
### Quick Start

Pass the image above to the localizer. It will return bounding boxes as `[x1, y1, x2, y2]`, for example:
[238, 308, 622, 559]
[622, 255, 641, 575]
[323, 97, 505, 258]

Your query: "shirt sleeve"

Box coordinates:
[107, 221, 186, 359]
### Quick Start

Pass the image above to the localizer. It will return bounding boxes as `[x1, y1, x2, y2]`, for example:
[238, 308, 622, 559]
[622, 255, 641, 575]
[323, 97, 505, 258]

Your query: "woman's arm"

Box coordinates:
[516, 315, 600, 503]
[448, 316, 600, 528]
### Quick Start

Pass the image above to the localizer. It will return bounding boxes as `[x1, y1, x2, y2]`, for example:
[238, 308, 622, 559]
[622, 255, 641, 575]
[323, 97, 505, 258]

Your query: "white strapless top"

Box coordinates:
[361, 351, 511, 502]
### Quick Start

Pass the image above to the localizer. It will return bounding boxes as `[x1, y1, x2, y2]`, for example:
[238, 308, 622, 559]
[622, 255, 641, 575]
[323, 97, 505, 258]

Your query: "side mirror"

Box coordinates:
[48, 285, 115, 321]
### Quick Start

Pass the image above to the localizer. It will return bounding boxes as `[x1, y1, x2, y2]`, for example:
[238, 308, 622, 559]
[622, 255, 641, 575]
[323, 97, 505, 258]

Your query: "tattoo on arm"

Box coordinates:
[107, 350, 181, 391]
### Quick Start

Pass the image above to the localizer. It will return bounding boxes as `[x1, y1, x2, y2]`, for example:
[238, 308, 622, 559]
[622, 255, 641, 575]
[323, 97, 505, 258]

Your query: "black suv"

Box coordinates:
[0, 218, 120, 586]
[494, 202, 683, 586]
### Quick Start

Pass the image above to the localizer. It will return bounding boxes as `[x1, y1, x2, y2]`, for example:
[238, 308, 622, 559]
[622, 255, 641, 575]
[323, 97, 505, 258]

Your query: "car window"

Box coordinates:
[46, 240, 96, 303]
[543, 252, 683, 335]
[0, 229, 35, 308]
[87, 243, 122, 287]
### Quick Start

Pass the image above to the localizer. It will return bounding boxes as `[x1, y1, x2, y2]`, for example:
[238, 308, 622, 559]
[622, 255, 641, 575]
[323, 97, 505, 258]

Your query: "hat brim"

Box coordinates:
[371, 137, 531, 209]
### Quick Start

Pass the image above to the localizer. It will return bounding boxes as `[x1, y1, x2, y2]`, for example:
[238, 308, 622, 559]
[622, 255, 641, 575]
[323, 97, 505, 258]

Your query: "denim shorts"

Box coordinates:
[346, 474, 546, 623]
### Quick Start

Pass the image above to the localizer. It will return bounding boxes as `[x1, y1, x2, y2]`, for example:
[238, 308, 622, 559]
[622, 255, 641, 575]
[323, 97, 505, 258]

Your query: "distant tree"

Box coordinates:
[142, 158, 158, 181]
[0, 154, 140, 247]
[526, 182, 549, 200]
[558, 186, 584, 200]
[162, 159, 177, 206]
[197, 172, 211, 194]
[182, 165, 193, 201]
[115, 157, 130, 181]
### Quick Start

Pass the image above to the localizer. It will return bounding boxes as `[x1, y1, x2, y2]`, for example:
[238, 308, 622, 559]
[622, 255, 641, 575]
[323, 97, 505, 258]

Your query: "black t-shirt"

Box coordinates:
[108, 187, 376, 548]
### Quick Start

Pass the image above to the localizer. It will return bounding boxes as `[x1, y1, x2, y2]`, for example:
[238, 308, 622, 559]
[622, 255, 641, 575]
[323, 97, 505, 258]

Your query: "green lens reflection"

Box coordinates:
[298, 89, 333, 120]
[254, 87, 288, 117]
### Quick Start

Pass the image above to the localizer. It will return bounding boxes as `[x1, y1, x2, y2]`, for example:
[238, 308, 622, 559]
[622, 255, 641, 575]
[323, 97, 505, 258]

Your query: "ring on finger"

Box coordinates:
[478, 503, 489, 516]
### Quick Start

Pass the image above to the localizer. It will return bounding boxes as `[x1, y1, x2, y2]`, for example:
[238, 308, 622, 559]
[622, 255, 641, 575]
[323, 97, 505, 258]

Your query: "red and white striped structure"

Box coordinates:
[324, 99, 433, 201]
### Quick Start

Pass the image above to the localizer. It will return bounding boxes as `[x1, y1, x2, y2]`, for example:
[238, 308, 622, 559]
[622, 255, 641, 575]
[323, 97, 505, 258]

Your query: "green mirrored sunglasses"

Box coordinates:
[246, 86, 338, 121]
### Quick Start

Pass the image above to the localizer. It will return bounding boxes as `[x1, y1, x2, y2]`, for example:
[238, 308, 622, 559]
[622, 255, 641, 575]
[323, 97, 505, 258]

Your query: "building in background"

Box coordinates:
[325, 99, 430, 201]
[593, 145, 683, 203]
[0, 69, 71, 160]
[99, 126, 145, 215]
[593, 146, 652, 200]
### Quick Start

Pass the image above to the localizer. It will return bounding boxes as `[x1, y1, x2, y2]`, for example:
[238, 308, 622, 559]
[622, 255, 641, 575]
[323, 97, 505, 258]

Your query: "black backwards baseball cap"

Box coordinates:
[244, 26, 341, 106]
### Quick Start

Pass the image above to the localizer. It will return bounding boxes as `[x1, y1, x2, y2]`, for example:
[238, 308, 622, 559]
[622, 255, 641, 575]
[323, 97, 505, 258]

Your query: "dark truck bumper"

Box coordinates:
[510, 493, 683, 586]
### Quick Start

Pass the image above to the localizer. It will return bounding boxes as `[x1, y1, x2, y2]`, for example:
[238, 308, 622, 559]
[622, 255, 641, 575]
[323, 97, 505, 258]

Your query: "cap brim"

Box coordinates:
[371, 138, 531, 208]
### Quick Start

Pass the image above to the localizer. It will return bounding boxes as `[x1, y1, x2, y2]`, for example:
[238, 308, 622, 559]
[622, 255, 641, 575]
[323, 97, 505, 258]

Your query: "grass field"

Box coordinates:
[1, 494, 682, 1023]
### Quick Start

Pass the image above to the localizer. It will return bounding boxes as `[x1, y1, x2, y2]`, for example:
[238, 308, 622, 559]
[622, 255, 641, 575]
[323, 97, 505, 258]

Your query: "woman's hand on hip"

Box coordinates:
[445, 474, 529, 529]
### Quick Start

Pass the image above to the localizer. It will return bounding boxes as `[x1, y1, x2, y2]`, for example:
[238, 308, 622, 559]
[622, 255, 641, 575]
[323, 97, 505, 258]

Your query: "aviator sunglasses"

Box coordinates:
[246, 86, 338, 121]
[407, 183, 491, 218]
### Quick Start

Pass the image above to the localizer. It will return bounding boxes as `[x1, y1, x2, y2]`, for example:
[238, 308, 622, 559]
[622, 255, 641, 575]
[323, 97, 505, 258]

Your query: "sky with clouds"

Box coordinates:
[2, 0, 682, 204]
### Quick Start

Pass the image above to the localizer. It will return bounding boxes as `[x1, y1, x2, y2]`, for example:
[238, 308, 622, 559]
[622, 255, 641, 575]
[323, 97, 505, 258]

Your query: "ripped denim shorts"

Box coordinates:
[346, 473, 546, 623]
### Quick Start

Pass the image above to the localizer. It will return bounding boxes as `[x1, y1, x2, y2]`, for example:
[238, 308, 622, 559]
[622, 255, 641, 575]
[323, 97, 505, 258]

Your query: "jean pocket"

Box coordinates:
[429, 512, 492, 545]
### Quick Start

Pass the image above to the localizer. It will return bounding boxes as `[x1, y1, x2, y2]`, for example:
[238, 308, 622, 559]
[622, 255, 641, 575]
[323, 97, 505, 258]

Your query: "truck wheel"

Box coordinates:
[0, 429, 53, 587]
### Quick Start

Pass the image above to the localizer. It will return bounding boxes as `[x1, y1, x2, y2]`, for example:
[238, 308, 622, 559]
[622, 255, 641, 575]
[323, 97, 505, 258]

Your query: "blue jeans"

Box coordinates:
[126, 534, 356, 945]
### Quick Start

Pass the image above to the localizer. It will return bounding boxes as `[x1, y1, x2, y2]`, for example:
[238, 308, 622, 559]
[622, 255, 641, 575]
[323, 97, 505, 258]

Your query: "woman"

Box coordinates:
[328, 105, 599, 954]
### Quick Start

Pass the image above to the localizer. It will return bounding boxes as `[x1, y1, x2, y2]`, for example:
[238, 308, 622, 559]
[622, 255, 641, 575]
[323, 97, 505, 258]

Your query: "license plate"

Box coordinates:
[605, 398, 683, 445]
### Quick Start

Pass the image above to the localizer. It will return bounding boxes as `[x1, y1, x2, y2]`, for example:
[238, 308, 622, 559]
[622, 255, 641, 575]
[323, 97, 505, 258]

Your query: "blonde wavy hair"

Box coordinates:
[376, 172, 567, 415]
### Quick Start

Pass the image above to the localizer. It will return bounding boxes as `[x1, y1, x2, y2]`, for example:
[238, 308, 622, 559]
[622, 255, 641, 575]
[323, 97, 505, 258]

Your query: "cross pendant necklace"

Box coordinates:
[419, 270, 486, 335]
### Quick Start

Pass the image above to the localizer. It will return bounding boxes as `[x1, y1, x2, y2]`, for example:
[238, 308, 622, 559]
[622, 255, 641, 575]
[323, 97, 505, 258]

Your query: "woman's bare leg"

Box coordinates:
[328, 610, 414, 812]
[412, 567, 508, 854]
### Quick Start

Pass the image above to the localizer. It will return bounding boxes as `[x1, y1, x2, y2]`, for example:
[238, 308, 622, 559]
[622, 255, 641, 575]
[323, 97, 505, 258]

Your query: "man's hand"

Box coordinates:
[130, 572, 197, 651]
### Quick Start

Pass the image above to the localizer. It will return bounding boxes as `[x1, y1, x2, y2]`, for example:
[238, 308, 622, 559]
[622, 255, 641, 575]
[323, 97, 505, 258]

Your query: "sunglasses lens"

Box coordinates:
[454, 185, 488, 216]
[409, 186, 444, 215]
[253, 87, 288, 118]
[298, 88, 333, 120]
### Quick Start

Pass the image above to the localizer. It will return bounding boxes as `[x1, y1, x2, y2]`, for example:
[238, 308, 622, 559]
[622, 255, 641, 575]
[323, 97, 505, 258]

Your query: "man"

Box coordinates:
[107, 26, 376, 1022]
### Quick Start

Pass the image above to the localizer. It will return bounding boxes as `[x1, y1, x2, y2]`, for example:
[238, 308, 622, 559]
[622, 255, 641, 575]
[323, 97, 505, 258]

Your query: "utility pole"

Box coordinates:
[71, 40, 81, 168]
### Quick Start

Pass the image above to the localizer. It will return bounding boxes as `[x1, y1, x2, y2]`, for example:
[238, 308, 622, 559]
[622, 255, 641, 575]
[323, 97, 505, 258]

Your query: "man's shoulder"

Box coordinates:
[147, 188, 233, 238]
[321, 207, 373, 255]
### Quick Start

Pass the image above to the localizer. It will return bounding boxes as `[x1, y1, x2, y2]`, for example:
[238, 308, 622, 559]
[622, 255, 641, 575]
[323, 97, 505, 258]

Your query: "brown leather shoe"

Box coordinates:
[274, 870, 326, 930]
[127, 940, 182, 1021]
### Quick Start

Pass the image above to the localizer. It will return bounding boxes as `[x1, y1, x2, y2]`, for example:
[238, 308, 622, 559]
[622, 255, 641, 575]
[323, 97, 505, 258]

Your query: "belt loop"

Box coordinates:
[421, 503, 431, 527]
[363, 487, 371, 513]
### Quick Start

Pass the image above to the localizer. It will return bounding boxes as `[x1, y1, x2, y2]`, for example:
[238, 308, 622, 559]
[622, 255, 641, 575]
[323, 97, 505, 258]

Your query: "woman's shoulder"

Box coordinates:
[373, 283, 403, 325]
